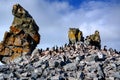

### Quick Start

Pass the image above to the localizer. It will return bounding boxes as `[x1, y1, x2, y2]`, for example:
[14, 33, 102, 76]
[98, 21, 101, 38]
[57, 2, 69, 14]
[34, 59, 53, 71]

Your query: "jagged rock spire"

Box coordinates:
[0, 4, 40, 64]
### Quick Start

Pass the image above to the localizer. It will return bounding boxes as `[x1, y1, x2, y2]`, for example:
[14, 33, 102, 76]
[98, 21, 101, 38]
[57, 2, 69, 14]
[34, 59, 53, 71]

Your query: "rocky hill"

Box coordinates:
[0, 43, 120, 80]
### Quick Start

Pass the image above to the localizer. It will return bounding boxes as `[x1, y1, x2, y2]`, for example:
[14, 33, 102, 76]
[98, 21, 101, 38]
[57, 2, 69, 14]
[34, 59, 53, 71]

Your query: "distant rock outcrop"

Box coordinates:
[68, 28, 101, 49]
[0, 4, 40, 64]
[68, 28, 84, 44]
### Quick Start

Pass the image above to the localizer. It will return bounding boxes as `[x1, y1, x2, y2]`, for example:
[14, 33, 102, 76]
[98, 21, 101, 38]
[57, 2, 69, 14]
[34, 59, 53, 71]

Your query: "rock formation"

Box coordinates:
[0, 4, 40, 64]
[87, 30, 101, 49]
[68, 28, 101, 49]
[0, 43, 119, 80]
[68, 28, 84, 44]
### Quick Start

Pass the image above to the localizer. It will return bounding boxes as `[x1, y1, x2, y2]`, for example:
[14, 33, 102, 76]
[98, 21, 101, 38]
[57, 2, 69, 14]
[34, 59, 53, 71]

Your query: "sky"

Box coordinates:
[0, 0, 120, 51]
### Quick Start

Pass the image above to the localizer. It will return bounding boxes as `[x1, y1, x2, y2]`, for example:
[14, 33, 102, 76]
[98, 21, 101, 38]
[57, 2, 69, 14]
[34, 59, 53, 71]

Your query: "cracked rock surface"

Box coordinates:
[0, 4, 40, 63]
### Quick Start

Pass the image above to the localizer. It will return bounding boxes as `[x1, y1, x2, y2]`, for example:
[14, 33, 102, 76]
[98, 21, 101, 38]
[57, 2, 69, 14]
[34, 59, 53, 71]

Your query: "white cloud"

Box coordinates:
[0, 0, 120, 51]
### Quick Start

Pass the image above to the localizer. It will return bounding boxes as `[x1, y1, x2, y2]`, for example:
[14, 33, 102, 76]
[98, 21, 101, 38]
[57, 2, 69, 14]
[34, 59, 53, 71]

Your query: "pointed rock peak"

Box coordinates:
[0, 4, 40, 64]
[12, 4, 32, 18]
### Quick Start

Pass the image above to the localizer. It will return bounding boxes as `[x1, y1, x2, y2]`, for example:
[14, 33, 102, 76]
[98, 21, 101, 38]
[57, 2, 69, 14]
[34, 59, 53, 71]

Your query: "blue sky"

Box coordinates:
[0, 0, 120, 51]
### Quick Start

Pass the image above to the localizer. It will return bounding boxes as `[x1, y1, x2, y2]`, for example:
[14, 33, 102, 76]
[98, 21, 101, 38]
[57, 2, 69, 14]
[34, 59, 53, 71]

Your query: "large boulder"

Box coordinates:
[68, 28, 84, 44]
[0, 4, 40, 64]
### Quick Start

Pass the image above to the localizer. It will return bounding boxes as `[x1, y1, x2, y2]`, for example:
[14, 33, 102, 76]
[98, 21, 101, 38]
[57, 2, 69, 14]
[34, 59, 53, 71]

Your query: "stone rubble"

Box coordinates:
[0, 42, 119, 80]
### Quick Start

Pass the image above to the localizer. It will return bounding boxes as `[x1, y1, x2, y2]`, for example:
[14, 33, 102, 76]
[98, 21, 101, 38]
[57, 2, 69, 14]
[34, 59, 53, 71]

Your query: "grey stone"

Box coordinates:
[17, 69, 23, 73]
[75, 56, 80, 64]
[49, 59, 54, 68]
[13, 78, 17, 80]
[0, 62, 4, 66]
[63, 63, 77, 71]
[34, 67, 43, 75]
[12, 57, 22, 63]
[38, 76, 46, 80]
[31, 48, 40, 58]
[51, 75, 59, 80]
[116, 60, 120, 65]
[50, 70, 56, 76]
[110, 63, 116, 71]
[97, 64, 105, 79]
[2, 74, 10, 79]
[84, 64, 97, 73]
[93, 77, 98, 80]
[41, 55, 51, 62]
[59, 75, 65, 80]
[33, 60, 42, 67]
[9, 73, 14, 78]
[79, 61, 86, 66]
[44, 60, 49, 68]
[67, 77, 77, 80]
[69, 71, 77, 78]
[14, 72, 21, 78]
[31, 72, 38, 79]
[86, 54, 97, 62]
[42, 69, 49, 78]
[116, 65, 120, 71]
[49, 59, 60, 68]
[112, 72, 120, 78]
[1, 57, 10, 64]
[89, 72, 97, 79]
[41, 64, 46, 70]
[19, 77, 31, 80]
[106, 77, 114, 80]
[0, 73, 4, 80]
[26, 65, 34, 71]
[76, 71, 82, 79]
[21, 72, 28, 77]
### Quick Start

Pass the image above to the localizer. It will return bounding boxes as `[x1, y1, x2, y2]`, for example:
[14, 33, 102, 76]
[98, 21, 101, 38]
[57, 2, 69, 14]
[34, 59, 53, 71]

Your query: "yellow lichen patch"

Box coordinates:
[68, 30, 76, 44]
[4, 48, 10, 56]
[23, 48, 30, 53]
[14, 37, 22, 46]
[7, 36, 15, 46]
[33, 33, 40, 44]
[68, 28, 84, 44]
[0, 50, 5, 56]
[9, 53, 21, 61]
[12, 47, 23, 54]
[0, 42, 4, 52]
[78, 31, 82, 42]
[10, 26, 21, 34]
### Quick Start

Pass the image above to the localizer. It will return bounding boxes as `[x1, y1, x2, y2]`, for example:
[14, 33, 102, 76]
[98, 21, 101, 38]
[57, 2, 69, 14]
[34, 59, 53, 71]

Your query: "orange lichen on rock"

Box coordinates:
[7, 36, 15, 46]
[0, 42, 4, 52]
[0, 4, 40, 64]
[10, 26, 21, 34]
[12, 47, 23, 54]
[32, 33, 40, 44]
[14, 37, 22, 46]
[9, 53, 21, 61]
